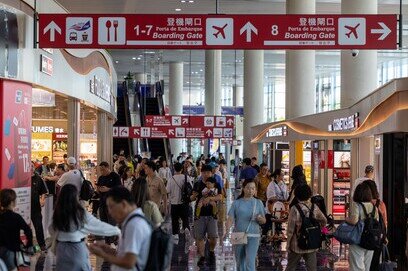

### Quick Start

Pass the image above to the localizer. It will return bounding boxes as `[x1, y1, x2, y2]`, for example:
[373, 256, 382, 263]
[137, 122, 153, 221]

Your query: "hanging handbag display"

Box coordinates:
[380, 244, 397, 271]
[231, 200, 257, 245]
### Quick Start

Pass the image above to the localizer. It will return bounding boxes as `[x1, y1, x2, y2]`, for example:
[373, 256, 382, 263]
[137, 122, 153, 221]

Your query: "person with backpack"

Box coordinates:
[225, 178, 266, 271]
[286, 184, 327, 271]
[166, 162, 193, 241]
[89, 186, 152, 271]
[362, 180, 388, 271]
[346, 182, 380, 271]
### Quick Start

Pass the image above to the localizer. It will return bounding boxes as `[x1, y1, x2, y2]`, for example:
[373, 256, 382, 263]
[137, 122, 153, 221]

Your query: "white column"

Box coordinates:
[233, 85, 244, 159]
[341, 0, 378, 108]
[285, 0, 316, 119]
[243, 50, 264, 158]
[169, 62, 184, 157]
[204, 50, 222, 155]
[67, 98, 81, 161]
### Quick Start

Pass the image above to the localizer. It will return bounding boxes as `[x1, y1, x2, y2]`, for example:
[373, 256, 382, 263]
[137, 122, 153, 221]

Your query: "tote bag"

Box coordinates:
[333, 220, 364, 245]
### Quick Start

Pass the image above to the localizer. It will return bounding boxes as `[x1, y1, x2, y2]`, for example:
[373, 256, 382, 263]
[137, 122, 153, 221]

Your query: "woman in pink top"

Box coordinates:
[362, 179, 387, 271]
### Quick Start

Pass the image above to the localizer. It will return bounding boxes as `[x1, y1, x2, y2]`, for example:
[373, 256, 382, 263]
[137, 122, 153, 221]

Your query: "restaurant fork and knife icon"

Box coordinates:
[105, 20, 119, 42]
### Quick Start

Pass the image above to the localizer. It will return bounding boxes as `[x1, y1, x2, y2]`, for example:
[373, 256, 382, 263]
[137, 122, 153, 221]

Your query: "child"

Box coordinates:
[196, 177, 218, 217]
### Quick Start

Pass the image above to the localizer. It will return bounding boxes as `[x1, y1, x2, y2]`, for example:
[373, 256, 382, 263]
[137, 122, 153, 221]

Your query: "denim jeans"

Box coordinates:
[234, 237, 260, 271]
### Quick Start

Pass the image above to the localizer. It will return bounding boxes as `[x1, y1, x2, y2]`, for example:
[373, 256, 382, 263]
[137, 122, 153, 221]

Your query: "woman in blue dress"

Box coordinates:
[225, 179, 266, 271]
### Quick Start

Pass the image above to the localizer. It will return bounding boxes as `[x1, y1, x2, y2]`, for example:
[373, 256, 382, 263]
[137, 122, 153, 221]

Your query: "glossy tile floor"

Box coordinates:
[29, 188, 350, 270]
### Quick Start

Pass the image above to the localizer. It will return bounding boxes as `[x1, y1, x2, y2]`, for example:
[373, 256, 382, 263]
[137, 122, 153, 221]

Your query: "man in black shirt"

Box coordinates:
[96, 161, 121, 243]
[191, 165, 222, 267]
[251, 157, 260, 173]
[31, 164, 48, 251]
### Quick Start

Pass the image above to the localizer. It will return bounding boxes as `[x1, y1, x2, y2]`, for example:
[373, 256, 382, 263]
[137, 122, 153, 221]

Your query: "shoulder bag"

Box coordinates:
[333, 204, 364, 245]
[230, 200, 257, 245]
[380, 244, 397, 271]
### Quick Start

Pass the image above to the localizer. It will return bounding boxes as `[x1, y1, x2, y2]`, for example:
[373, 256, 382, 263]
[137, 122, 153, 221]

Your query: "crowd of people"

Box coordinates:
[0, 150, 395, 271]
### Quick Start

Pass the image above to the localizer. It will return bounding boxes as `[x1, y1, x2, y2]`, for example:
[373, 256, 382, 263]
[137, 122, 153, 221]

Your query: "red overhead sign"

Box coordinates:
[39, 14, 397, 49]
[113, 126, 234, 139]
[144, 115, 235, 128]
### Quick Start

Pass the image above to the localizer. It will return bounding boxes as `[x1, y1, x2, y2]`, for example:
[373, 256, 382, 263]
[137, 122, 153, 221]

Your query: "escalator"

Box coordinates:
[137, 81, 171, 160]
[113, 82, 132, 156]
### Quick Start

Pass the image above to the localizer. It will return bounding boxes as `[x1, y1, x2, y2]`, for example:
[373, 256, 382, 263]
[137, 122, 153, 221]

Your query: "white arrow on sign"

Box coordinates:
[169, 129, 175, 136]
[206, 129, 213, 136]
[43, 21, 61, 42]
[182, 118, 188, 125]
[240, 22, 258, 42]
[134, 129, 140, 135]
[227, 118, 234, 125]
[371, 22, 391, 41]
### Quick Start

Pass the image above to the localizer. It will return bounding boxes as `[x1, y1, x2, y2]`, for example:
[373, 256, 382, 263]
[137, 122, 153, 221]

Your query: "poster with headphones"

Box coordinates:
[0, 79, 32, 222]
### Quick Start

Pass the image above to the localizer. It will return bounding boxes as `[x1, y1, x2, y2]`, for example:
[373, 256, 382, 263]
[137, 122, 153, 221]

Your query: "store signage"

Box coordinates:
[39, 14, 397, 50]
[40, 54, 53, 76]
[90, 75, 112, 104]
[144, 115, 234, 128]
[328, 113, 359, 132]
[113, 126, 234, 139]
[53, 133, 68, 140]
[266, 126, 288, 137]
[31, 126, 64, 133]
[221, 139, 242, 146]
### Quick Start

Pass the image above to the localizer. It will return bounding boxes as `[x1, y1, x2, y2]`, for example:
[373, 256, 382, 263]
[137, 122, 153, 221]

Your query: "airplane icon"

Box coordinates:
[345, 23, 360, 39]
[213, 24, 228, 39]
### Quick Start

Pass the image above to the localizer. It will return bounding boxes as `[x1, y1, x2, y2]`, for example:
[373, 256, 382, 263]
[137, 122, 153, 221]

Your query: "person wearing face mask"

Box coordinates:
[267, 168, 289, 202]
[225, 179, 266, 271]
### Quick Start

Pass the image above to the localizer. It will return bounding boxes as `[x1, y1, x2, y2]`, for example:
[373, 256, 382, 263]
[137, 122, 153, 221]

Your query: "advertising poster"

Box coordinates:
[31, 133, 52, 161]
[0, 79, 32, 222]
[52, 133, 68, 164]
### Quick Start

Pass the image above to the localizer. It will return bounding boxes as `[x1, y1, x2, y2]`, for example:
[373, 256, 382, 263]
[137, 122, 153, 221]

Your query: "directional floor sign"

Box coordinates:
[39, 14, 397, 49]
[113, 126, 234, 139]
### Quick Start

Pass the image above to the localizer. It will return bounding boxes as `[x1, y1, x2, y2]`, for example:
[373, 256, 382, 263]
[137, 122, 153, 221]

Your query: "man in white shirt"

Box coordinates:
[166, 162, 193, 240]
[57, 157, 83, 193]
[350, 165, 375, 197]
[89, 186, 152, 271]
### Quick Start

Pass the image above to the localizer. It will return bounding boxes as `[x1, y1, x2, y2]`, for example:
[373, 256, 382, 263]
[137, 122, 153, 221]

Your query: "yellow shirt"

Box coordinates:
[255, 173, 271, 202]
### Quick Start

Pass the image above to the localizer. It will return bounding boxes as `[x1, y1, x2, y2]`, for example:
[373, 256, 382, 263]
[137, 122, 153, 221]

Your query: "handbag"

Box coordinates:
[333, 220, 364, 245]
[380, 244, 397, 271]
[230, 200, 257, 245]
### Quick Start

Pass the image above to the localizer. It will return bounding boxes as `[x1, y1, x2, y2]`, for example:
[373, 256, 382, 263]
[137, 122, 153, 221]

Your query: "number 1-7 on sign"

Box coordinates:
[134, 25, 153, 35]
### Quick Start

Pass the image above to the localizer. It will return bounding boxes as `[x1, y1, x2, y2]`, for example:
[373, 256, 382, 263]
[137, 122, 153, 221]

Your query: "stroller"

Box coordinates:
[311, 195, 336, 249]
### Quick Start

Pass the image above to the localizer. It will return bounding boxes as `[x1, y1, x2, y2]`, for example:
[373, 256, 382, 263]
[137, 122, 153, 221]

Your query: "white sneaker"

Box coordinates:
[173, 234, 179, 240]
[180, 228, 185, 234]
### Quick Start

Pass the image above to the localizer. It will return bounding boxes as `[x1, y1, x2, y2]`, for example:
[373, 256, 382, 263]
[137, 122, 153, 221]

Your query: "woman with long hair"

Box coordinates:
[121, 166, 134, 191]
[225, 179, 266, 271]
[288, 165, 307, 208]
[0, 189, 33, 271]
[267, 168, 289, 202]
[51, 184, 120, 270]
[158, 157, 172, 185]
[131, 177, 163, 228]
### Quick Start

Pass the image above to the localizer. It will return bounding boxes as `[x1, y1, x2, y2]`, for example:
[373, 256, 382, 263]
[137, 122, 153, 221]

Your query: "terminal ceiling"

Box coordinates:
[55, 0, 408, 93]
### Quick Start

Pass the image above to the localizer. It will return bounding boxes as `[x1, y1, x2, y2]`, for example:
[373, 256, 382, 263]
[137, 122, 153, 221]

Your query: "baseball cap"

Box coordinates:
[365, 165, 374, 173]
[67, 157, 76, 165]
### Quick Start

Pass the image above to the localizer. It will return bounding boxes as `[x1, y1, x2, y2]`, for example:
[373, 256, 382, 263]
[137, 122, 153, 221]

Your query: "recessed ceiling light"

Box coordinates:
[181, 0, 186, 2]
[115, 60, 119, 64]
[188, 0, 194, 2]
[175, 8, 181, 11]
[132, 57, 136, 60]
[137, 57, 141, 60]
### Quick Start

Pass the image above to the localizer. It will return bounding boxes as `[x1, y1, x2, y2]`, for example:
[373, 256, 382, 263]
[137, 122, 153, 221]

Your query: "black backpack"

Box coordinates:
[181, 174, 193, 204]
[124, 214, 173, 271]
[295, 203, 322, 250]
[359, 202, 382, 250]
[79, 170, 94, 201]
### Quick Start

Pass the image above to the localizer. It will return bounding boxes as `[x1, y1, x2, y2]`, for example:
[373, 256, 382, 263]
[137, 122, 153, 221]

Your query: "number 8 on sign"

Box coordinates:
[271, 25, 279, 36]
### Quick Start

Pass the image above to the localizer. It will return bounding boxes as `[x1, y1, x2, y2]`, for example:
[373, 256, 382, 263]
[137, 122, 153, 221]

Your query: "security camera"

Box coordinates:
[351, 49, 359, 57]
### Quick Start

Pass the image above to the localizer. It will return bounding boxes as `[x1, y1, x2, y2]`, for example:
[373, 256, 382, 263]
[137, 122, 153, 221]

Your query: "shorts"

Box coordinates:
[194, 216, 218, 240]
